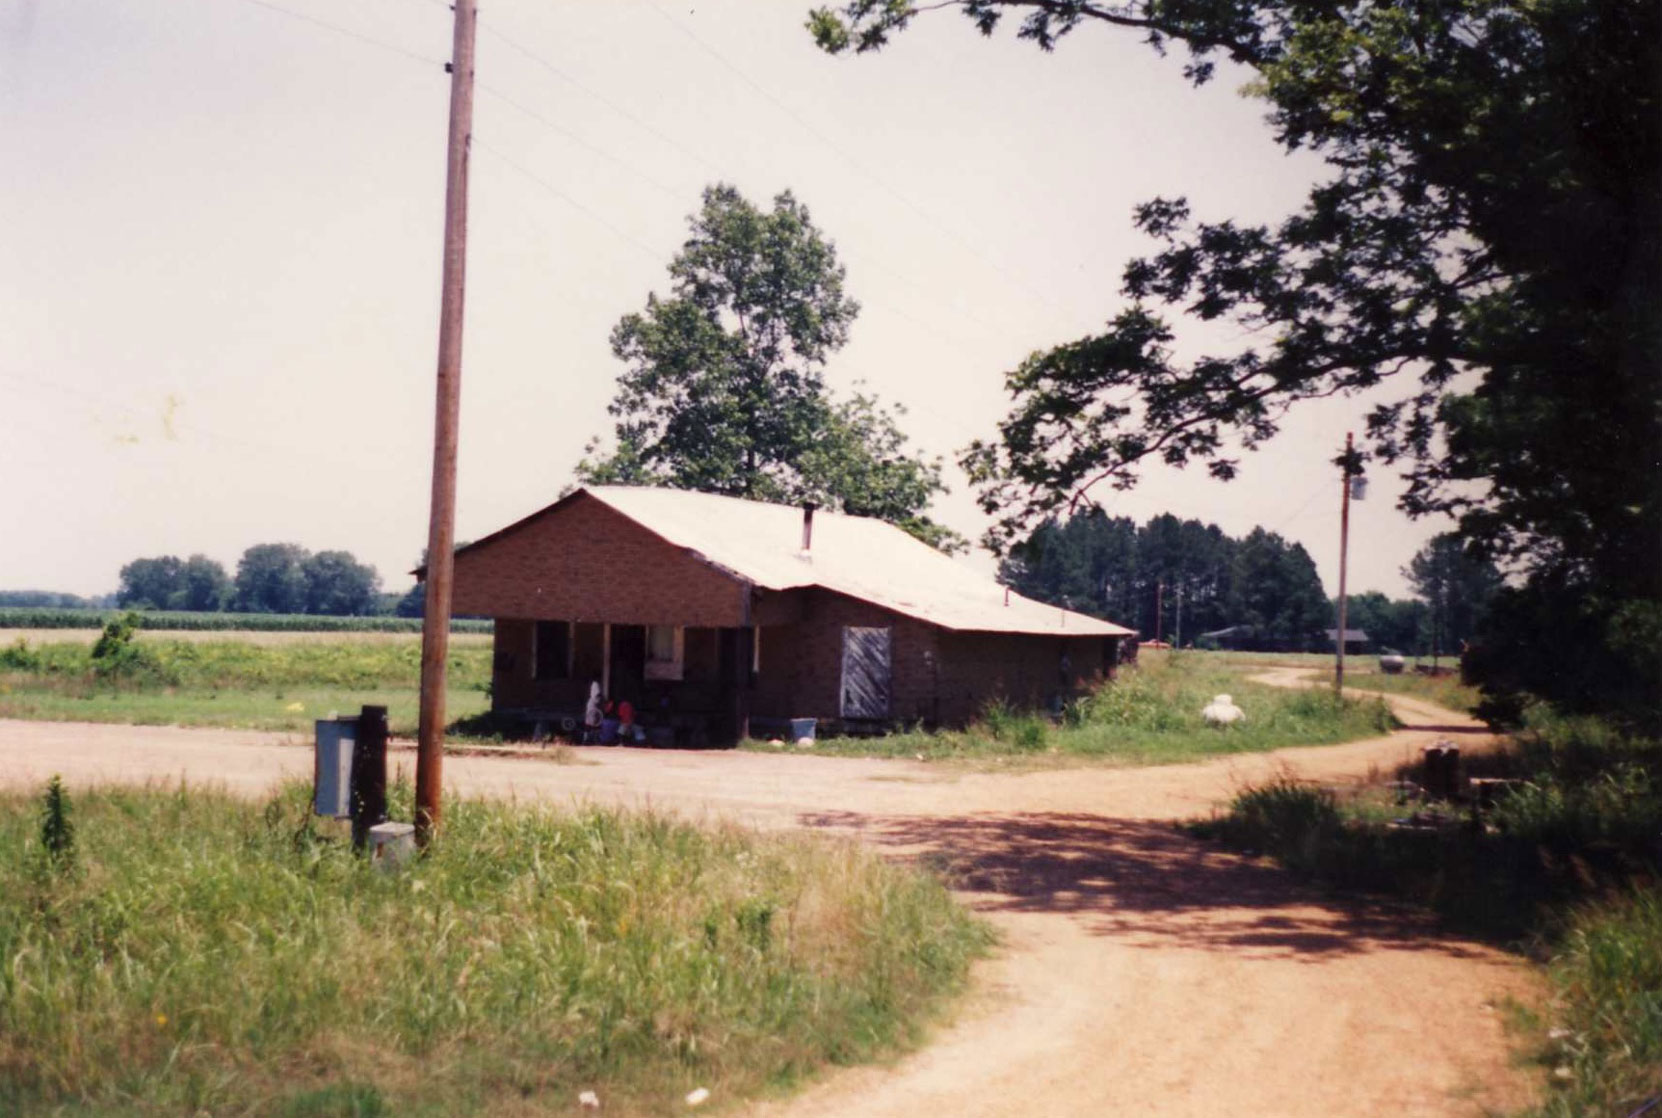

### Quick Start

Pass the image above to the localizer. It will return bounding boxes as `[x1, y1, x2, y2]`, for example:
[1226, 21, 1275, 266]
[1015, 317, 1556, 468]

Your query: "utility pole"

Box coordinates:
[1154, 579, 1164, 645]
[416, 0, 478, 848]
[1174, 583, 1183, 650]
[1334, 431, 1356, 698]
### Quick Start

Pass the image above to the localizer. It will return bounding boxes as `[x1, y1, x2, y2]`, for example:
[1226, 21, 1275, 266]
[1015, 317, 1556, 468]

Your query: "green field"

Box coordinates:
[0, 781, 989, 1117]
[0, 633, 490, 735]
[765, 650, 1397, 765]
[0, 607, 492, 634]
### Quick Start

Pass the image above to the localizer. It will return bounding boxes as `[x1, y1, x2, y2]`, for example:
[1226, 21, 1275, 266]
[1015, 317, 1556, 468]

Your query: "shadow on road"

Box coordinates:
[799, 809, 1489, 962]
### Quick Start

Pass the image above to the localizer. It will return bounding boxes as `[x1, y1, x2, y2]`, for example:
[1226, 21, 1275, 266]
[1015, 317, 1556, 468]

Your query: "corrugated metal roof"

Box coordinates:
[581, 485, 1134, 638]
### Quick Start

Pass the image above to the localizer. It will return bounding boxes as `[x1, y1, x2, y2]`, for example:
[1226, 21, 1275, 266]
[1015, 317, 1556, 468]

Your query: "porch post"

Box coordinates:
[601, 623, 611, 698]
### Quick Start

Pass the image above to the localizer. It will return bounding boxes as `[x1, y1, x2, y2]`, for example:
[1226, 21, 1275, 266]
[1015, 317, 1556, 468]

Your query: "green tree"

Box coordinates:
[1227, 529, 1329, 647]
[178, 555, 230, 612]
[578, 183, 961, 550]
[1342, 591, 1426, 653]
[301, 550, 381, 616]
[812, 0, 1661, 720]
[1405, 532, 1504, 660]
[232, 544, 309, 614]
[116, 556, 184, 610]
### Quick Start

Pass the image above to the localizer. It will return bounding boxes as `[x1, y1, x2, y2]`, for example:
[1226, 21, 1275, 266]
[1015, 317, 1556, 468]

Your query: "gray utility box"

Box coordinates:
[314, 717, 358, 818]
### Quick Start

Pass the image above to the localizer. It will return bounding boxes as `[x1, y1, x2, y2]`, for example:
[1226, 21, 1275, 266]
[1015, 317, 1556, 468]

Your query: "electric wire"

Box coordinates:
[225, 0, 447, 69]
[473, 137, 667, 263]
[643, 0, 1082, 325]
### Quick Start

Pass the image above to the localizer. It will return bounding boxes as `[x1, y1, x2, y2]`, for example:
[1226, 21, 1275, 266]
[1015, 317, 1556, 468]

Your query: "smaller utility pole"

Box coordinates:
[1334, 432, 1357, 697]
[1174, 583, 1183, 650]
[1154, 579, 1165, 645]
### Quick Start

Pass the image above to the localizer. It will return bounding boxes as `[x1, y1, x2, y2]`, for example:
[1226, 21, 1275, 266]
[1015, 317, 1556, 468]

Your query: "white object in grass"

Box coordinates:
[1202, 694, 1245, 726]
[579, 1090, 600, 1109]
[685, 1087, 711, 1107]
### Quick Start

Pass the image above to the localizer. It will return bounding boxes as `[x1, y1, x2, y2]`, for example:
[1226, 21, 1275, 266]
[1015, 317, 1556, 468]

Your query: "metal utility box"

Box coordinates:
[314, 717, 358, 818]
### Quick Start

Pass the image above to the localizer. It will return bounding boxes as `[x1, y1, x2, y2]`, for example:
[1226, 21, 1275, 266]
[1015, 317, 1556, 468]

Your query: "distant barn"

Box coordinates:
[445, 486, 1135, 744]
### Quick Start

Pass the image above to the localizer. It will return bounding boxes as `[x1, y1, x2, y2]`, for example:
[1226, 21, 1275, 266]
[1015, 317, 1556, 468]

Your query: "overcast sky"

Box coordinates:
[1, 0, 1456, 602]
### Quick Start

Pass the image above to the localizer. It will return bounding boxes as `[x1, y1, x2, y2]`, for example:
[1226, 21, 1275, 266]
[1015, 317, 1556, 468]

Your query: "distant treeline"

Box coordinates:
[0, 591, 117, 610]
[0, 608, 491, 634]
[1002, 512, 1500, 655]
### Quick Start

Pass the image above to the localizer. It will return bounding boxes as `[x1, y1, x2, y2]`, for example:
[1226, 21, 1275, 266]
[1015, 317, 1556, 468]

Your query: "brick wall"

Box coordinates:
[451, 492, 750, 627]
[749, 588, 1117, 727]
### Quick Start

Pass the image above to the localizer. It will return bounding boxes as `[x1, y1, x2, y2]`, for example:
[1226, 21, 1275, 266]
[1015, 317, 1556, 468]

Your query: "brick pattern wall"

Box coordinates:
[751, 588, 1117, 727]
[933, 631, 1112, 724]
[751, 589, 941, 724]
[451, 493, 749, 627]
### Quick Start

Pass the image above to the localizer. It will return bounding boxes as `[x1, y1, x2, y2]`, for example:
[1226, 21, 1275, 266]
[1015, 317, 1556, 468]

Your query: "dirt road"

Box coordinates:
[0, 679, 1538, 1117]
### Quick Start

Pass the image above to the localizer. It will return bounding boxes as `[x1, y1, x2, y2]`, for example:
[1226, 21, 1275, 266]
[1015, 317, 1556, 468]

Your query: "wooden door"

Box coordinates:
[840, 626, 892, 719]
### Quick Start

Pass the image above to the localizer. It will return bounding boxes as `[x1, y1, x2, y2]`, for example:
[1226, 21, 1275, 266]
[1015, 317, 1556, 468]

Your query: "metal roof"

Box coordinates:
[579, 486, 1134, 638]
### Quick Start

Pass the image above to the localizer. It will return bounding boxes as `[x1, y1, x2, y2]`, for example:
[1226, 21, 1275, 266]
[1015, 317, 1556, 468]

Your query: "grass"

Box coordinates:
[0, 780, 990, 1117]
[757, 651, 1396, 765]
[0, 636, 491, 735]
[1190, 705, 1662, 1116]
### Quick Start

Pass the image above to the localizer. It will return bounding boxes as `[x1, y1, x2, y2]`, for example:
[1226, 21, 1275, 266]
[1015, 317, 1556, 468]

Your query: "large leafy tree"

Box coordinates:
[117, 556, 184, 610]
[232, 544, 309, 614]
[578, 184, 962, 551]
[301, 550, 381, 616]
[811, 0, 1661, 719]
[116, 554, 228, 611]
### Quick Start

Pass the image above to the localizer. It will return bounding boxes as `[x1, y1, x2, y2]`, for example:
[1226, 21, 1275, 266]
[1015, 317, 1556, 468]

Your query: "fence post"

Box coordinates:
[350, 705, 389, 850]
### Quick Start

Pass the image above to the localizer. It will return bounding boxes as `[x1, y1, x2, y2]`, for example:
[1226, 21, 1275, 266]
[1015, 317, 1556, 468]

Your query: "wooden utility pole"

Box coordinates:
[415, 0, 478, 848]
[1334, 431, 1354, 698]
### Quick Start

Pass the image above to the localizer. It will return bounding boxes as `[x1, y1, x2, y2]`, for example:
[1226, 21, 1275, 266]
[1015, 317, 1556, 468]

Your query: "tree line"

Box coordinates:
[117, 545, 384, 616]
[1004, 512, 1501, 654]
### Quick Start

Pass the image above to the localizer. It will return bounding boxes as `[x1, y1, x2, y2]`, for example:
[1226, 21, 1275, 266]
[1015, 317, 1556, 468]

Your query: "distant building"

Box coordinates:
[1323, 628, 1373, 655]
[443, 486, 1135, 743]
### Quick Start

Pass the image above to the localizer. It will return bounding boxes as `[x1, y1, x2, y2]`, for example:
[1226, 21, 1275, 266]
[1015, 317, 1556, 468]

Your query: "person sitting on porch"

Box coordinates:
[617, 696, 644, 744]
[583, 682, 604, 743]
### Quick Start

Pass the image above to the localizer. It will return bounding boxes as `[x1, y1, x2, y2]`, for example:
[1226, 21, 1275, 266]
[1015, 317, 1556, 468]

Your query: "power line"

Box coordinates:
[643, 0, 1081, 325]
[477, 82, 690, 201]
[225, 0, 447, 69]
[473, 136, 666, 262]
[477, 18, 725, 178]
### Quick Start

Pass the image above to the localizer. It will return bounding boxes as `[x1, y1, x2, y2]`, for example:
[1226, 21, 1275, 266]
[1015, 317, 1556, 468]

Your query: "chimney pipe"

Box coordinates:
[800, 503, 819, 553]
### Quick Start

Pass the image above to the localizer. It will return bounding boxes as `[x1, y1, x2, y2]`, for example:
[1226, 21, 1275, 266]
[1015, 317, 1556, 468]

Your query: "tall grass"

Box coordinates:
[783, 652, 1396, 764]
[0, 782, 989, 1117]
[1525, 890, 1662, 1118]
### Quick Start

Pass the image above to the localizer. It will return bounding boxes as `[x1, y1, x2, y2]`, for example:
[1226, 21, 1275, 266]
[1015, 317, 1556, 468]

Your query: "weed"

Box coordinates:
[0, 783, 989, 1117]
[37, 776, 74, 868]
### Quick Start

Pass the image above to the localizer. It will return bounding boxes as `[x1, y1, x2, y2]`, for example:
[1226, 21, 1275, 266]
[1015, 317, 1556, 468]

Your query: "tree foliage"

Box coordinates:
[1404, 532, 1503, 656]
[578, 183, 963, 551]
[117, 555, 228, 611]
[1000, 509, 1328, 644]
[232, 545, 380, 616]
[811, 0, 1661, 719]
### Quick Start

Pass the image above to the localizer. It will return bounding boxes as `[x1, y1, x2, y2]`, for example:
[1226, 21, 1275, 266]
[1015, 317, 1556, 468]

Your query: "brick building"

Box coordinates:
[447, 486, 1135, 744]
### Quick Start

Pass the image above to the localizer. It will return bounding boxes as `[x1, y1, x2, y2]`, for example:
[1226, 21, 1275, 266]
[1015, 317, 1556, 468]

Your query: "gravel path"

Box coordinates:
[0, 673, 1539, 1117]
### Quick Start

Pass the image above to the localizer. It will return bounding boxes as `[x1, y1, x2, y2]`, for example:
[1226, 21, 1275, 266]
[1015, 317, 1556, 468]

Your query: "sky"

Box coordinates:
[1, 0, 1458, 603]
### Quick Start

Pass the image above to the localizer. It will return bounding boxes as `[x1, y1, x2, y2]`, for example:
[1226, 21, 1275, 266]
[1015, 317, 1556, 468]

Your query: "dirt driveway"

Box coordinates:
[0, 678, 1538, 1117]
